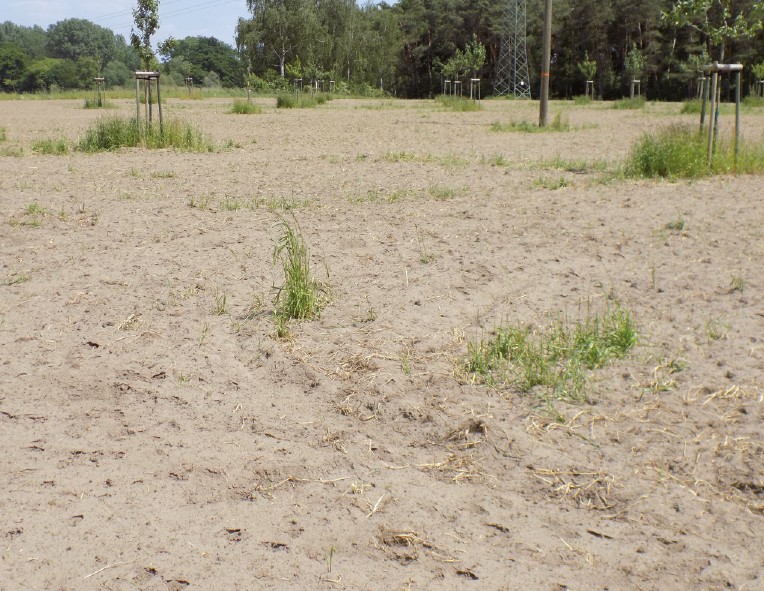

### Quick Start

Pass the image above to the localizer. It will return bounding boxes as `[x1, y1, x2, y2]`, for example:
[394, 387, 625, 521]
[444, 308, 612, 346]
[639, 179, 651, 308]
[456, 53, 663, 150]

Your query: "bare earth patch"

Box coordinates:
[1, 97, 763, 589]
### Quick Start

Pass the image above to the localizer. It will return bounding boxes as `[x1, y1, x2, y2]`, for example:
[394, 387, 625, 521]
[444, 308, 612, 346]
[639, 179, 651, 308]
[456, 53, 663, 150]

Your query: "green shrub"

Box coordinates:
[77, 116, 212, 152]
[613, 96, 646, 110]
[230, 99, 263, 114]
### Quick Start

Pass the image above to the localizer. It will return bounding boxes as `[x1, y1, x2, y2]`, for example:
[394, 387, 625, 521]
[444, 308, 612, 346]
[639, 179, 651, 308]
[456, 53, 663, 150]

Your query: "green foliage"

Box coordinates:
[464, 304, 637, 402]
[77, 116, 213, 152]
[613, 96, 646, 109]
[577, 51, 597, 81]
[272, 218, 323, 322]
[47, 18, 118, 68]
[753, 62, 764, 81]
[743, 95, 764, 108]
[0, 42, 28, 91]
[104, 60, 134, 87]
[625, 125, 764, 178]
[230, 98, 262, 114]
[131, 0, 161, 70]
[680, 99, 702, 114]
[0, 127, 6, 142]
[624, 43, 645, 79]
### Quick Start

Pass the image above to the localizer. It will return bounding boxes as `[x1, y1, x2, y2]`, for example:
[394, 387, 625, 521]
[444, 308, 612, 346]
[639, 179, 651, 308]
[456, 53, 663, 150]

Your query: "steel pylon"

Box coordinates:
[495, 0, 531, 98]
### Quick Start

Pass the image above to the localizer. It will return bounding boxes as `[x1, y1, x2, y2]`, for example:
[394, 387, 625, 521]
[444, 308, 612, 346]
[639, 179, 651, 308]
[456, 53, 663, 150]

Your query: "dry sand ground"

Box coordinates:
[1, 97, 763, 590]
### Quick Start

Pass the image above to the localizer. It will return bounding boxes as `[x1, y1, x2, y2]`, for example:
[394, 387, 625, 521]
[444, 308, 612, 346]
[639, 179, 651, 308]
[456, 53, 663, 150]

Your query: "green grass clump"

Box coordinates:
[491, 112, 571, 132]
[0, 127, 6, 142]
[77, 116, 212, 152]
[743, 95, 764, 109]
[272, 218, 324, 326]
[276, 93, 332, 109]
[680, 99, 703, 114]
[613, 96, 646, 110]
[32, 138, 69, 155]
[230, 99, 263, 114]
[435, 95, 482, 111]
[625, 125, 764, 178]
[465, 303, 637, 402]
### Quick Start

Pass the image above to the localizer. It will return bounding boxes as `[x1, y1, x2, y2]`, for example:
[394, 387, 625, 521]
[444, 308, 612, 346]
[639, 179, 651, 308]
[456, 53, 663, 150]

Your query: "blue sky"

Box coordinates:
[3, 0, 252, 47]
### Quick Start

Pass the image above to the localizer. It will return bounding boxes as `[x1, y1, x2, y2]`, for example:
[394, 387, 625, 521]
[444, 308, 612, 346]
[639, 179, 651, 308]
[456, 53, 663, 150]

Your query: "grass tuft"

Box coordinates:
[272, 218, 323, 324]
[464, 303, 637, 402]
[77, 116, 212, 152]
[230, 99, 263, 114]
[0, 127, 6, 142]
[32, 138, 69, 155]
[276, 93, 332, 109]
[491, 112, 571, 133]
[613, 96, 646, 110]
[435, 95, 482, 111]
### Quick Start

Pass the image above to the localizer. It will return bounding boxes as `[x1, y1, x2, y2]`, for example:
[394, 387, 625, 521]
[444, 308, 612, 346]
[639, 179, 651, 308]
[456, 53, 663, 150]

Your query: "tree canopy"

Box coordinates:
[2, 0, 764, 98]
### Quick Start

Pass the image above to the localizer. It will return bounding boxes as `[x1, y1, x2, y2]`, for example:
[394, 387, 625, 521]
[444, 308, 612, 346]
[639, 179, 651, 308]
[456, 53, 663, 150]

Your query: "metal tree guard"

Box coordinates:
[135, 71, 163, 136]
[700, 62, 743, 166]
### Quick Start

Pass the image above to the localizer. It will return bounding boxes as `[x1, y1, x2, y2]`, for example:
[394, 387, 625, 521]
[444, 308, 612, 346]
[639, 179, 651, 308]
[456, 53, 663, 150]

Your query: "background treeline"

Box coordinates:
[2, 0, 764, 99]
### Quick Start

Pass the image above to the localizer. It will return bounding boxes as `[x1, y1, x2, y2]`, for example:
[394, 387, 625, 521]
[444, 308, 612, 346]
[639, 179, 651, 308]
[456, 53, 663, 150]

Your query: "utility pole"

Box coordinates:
[539, 0, 552, 126]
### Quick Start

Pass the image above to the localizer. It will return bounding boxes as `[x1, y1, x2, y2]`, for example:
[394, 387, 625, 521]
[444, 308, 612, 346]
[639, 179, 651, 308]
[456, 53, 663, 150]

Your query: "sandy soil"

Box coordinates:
[1, 97, 763, 590]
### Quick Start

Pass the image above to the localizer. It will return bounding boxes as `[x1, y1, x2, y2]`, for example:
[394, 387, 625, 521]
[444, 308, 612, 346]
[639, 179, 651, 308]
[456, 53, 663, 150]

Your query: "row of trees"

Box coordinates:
[236, 0, 764, 99]
[2, 1, 764, 98]
[0, 18, 243, 92]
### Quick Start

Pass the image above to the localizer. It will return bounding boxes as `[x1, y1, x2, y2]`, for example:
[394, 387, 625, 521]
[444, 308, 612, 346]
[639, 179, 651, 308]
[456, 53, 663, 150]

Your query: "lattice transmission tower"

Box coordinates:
[495, 0, 531, 98]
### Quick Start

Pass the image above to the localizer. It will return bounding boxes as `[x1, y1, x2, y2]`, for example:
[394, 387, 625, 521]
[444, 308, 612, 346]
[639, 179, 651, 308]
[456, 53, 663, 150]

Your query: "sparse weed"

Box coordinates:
[188, 194, 212, 209]
[665, 216, 686, 232]
[428, 185, 457, 200]
[706, 318, 728, 341]
[730, 275, 745, 293]
[151, 170, 176, 179]
[482, 154, 509, 167]
[213, 291, 228, 315]
[539, 156, 608, 173]
[4, 270, 31, 285]
[415, 224, 434, 264]
[534, 175, 569, 190]
[464, 303, 637, 402]
[0, 127, 6, 142]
